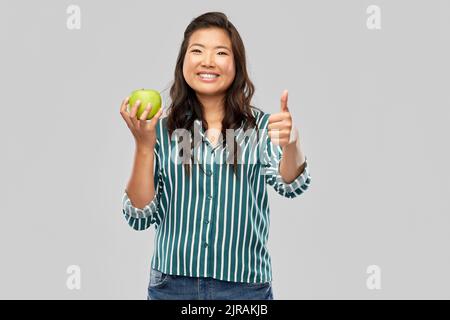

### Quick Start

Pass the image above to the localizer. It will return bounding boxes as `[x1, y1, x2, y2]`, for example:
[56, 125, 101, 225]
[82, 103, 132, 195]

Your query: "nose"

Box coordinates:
[201, 51, 216, 67]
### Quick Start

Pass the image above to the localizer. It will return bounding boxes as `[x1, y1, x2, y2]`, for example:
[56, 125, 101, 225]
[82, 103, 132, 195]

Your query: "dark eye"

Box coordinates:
[191, 49, 201, 53]
[218, 52, 228, 55]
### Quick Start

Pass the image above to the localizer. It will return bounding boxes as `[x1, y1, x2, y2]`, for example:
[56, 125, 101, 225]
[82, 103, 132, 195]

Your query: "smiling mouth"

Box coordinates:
[197, 73, 220, 82]
[197, 73, 220, 79]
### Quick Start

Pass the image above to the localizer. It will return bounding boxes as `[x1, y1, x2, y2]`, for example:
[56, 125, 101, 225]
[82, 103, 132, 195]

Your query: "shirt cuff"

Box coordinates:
[276, 156, 310, 192]
[264, 156, 311, 198]
[122, 190, 159, 219]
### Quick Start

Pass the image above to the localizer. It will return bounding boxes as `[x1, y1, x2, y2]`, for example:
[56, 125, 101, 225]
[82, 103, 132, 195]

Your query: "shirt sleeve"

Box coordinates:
[122, 139, 164, 231]
[262, 132, 311, 199]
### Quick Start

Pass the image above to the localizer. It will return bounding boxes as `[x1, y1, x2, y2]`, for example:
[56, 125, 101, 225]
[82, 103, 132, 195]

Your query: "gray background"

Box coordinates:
[0, 0, 449, 299]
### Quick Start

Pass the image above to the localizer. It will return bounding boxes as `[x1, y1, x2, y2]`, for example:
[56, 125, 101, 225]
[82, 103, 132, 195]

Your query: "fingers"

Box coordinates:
[134, 101, 163, 132]
[268, 136, 290, 146]
[150, 107, 163, 126]
[268, 128, 291, 140]
[268, 115, 291, 134]
[268, 127, 290, 136]
[129, 100, 141, 128]
[120, 96, 133, 128]
[133, 102, 151, 132]
[139, 103, 153, 121]
[139, 103, 163, 130]
[268, 127, 290, 147]
[120, 96, 130, 111]
[268, 112, 289, 123]
[130, 99, 141, 118]
[268, 106, 292, 144]
[268, 120, 286, 131]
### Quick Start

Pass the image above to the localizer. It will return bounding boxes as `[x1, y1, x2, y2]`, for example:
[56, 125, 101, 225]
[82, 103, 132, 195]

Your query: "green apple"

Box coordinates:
[128, 88, 162, 120]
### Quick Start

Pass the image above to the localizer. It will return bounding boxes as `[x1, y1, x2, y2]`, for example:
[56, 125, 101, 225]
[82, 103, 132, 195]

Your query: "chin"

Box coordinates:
[193, 87, 223, 95]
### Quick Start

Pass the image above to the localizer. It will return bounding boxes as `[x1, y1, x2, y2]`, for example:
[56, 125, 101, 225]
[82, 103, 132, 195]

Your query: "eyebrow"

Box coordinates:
[189, 43, 231, 51]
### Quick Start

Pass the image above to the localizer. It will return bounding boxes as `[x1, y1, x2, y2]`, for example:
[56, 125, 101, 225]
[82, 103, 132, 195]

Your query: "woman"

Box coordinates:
[119, 12, 311, 300]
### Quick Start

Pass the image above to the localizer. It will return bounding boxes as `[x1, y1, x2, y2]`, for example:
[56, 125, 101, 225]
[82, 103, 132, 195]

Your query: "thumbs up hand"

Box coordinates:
[267, 90, 299, 149]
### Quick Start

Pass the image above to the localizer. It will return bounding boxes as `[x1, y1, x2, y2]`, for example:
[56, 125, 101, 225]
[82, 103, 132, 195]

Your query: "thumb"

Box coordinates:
[280, 89, 289, 112]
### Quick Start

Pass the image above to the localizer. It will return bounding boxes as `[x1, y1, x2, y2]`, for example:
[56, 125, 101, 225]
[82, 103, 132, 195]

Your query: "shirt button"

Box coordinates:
[204, 242, 209, 248]
[207, 195, 213, 200]
[205, 169, 212, 176]
[204, 219, 209, 224]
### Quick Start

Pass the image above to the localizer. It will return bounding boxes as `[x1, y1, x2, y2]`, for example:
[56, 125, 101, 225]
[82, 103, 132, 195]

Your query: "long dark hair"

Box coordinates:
[167, 11, 259, 176]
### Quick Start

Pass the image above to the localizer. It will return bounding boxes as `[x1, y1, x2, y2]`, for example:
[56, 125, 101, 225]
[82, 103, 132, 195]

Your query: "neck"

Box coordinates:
[197, 93, 225, 125]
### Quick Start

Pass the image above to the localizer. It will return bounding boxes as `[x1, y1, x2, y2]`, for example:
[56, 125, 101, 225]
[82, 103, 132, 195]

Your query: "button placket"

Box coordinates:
[201, 138, 214, 260]
[206, 149, 218, 277]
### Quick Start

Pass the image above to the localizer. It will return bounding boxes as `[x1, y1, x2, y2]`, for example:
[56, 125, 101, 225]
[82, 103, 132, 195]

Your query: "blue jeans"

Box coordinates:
[147, 268, 274, 300]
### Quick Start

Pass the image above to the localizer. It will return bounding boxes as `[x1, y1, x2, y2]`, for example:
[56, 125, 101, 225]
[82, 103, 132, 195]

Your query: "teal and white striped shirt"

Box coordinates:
[122, 108, 311, 283]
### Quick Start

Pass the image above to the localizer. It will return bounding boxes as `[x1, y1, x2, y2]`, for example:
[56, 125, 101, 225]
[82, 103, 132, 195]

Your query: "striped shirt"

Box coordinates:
[122, 107, 312, 283]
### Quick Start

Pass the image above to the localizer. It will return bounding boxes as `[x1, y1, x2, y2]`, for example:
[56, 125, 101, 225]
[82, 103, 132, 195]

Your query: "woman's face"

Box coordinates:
[183, 27, 235, 98]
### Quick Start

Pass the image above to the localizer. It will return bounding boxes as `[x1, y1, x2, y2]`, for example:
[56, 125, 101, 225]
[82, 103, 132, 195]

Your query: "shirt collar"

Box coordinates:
[193, 118, 247, 139]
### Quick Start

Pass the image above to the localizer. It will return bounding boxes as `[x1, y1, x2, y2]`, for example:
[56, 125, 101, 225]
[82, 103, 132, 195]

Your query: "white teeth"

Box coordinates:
[198, 73, 219, 78]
